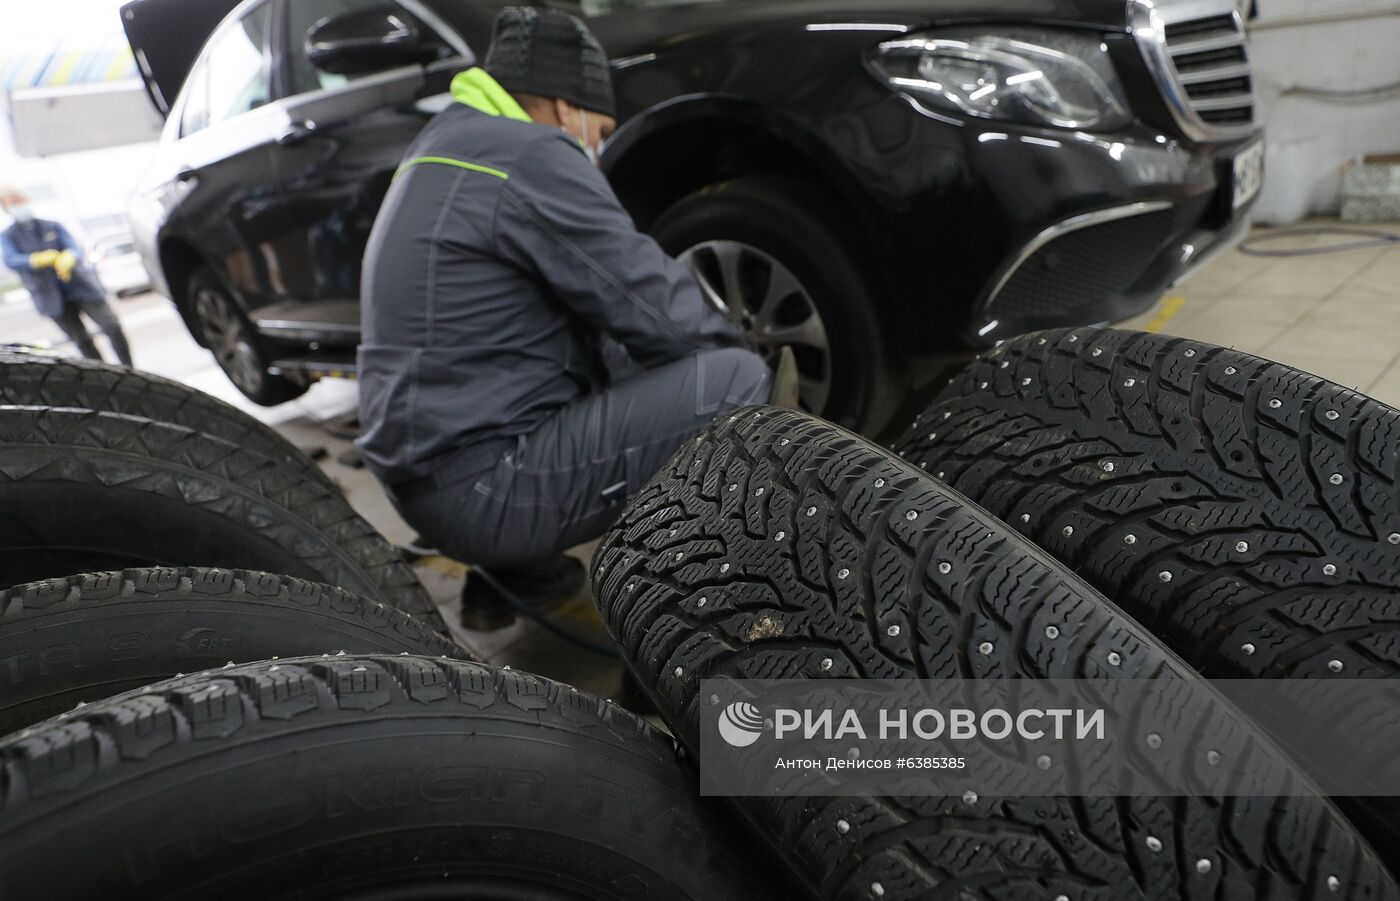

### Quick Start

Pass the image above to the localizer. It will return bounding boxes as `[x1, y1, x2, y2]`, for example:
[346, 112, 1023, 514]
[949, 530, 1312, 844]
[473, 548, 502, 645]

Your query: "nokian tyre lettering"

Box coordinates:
[592, 405, 1398, 901]
[0, 351, 336, 491]
[0, 656, 777, 900]
[894, 327, 1400, 870]
[0, 567, 466, 733]
[0, 406, 442, 630]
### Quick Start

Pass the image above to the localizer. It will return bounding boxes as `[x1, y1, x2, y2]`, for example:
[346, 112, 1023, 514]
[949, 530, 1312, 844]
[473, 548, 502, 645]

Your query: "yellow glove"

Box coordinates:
[28, 249, 59, 270]
[54, 250, 78, 283]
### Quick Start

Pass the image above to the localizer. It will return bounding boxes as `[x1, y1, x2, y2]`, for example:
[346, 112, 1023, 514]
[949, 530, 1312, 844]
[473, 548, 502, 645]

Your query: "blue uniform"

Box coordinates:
[0, 218, 131, 366]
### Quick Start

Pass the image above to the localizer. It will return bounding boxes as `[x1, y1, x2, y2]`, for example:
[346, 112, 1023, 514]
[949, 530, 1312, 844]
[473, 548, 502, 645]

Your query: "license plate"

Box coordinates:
[1233, 139, 1265, 209]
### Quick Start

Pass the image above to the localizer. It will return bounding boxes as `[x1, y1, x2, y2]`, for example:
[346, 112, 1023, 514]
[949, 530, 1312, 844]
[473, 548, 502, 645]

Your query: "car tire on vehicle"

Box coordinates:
[188, 267, 306, 406]
[652, 177, 903, 434]
[0, 567, 463, 733]
[0, 406, 442, 630]
[591, 406, 1398, 901]
[0, 350, 336, 491]
[0, 655, 778, 900]
[894, 326, 1400, 864]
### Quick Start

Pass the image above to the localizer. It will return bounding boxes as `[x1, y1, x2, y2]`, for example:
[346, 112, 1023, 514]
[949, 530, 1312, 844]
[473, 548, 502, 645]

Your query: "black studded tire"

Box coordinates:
[893, 327, 1400, 864]
[591, 406, 1398, 901]
[0, 567, 466, 733]
[0, 406, 442, 631]
[0, 350, 335, 490]
[0, 656, 777, 900]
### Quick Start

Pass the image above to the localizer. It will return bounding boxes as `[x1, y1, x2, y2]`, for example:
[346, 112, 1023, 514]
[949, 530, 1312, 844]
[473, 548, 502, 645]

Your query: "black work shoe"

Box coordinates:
[460, 555, 587, 631]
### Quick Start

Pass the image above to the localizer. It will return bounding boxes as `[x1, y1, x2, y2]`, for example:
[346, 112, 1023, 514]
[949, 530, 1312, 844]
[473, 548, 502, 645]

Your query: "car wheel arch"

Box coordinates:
[606, 98, 871, 234]
[158, 237, 235, 347]
[606, 102, 905, 347]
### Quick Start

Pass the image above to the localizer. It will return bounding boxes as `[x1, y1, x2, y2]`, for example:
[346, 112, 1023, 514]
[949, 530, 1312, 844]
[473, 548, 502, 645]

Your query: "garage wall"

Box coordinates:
[1248, 1, 1400, 224]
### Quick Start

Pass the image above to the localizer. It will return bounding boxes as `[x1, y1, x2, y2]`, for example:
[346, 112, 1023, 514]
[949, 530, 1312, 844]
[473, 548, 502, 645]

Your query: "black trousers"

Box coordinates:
[51, 298, 133, 367]
[396, 346, 772, 569]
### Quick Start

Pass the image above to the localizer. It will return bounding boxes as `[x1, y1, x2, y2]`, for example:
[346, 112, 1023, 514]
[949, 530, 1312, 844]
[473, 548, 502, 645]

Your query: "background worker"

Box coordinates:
[0, 186, 133, 367]
[357, 7, 789, 629]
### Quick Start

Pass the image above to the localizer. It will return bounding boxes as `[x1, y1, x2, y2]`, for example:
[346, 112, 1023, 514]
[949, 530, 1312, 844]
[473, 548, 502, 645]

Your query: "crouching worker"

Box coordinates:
[357, 7, 784, 629]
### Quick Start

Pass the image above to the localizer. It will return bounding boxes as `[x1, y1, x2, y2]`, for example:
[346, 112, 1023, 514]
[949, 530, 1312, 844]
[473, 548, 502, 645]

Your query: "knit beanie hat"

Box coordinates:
[484, 7, 616, 118]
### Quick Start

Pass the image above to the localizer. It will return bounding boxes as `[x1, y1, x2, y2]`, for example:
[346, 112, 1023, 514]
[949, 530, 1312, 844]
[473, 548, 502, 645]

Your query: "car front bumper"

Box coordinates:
[955, 124, 1263, 348]
[860, 89, 1263, 352]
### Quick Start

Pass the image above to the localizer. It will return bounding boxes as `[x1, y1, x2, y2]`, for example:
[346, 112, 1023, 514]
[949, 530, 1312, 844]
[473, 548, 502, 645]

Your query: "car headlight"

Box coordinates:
[869, 27, 1130, 132]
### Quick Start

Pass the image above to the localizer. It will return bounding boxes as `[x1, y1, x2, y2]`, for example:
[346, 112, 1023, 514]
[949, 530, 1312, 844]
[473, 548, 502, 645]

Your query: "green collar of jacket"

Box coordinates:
[451, 68, 532, 122]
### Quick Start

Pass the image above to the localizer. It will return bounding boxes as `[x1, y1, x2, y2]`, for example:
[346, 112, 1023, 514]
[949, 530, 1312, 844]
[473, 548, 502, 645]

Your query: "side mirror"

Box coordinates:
[305, 7, 438, 76]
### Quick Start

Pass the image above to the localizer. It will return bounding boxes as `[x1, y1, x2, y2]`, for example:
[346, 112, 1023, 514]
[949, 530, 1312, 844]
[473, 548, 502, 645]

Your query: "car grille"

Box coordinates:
[1131, 2, 1265, 140]
[987, 208, 1178, 322]
[1160, 11, 1255, 129]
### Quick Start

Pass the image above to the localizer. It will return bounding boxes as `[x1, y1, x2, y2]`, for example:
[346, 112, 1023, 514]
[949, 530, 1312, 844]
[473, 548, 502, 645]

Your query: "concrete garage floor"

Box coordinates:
[3, 219, 1397, 694]
[1120, 225, 1400, 399]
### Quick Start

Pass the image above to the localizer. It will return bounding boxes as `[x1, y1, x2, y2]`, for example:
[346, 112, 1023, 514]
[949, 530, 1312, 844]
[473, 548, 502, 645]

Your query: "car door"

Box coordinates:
[161, 0, 288, 317]
[254, 0, 470, 345]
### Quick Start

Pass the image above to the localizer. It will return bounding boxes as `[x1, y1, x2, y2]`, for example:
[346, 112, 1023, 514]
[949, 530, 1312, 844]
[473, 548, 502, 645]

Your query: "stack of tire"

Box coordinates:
[0, 352, 775, 899]
[8, 333, 1400, 900]
[588, 330, 1400, 899]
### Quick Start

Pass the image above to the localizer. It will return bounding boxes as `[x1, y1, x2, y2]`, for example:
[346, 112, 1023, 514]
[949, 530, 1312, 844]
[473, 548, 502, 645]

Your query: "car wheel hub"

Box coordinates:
[678, 240, 831, 413]
[194, 288, 264, 396]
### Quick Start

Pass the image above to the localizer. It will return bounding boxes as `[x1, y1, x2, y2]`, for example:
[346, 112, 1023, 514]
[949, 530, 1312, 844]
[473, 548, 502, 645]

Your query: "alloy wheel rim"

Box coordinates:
[194, 288, 264, 395]
[678, 240, 831, 413]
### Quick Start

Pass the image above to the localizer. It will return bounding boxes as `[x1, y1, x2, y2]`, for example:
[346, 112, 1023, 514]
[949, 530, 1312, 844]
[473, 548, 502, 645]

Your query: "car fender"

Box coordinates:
[155, 231, 245, 346]
[602, 92, 905, 346]
[604, 93, 874, 229]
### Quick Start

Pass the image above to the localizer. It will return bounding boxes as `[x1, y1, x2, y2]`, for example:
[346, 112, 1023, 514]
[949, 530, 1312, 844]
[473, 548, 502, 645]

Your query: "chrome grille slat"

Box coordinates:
[1188, 92, 1254, 111]
[1174, 47, 1248, 70]
[1163, 12, 1236, 36]
[1199, 109, 1252, 124]
[1176, 63, 1251, 85]
[1167, 33, 1247, 56]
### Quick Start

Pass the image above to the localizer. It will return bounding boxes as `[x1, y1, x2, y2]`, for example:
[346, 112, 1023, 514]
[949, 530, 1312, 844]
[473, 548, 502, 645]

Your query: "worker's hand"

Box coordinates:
[28, 249, 59, 270]
[54, 250, 78, 283]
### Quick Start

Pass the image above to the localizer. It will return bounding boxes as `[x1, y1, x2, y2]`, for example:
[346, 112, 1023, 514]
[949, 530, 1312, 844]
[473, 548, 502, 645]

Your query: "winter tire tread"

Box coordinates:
[593, 405, 1396, 901]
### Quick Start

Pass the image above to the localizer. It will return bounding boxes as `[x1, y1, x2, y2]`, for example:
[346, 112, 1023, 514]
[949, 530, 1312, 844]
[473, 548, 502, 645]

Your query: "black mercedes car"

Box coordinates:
[123, 0, 1263, 430]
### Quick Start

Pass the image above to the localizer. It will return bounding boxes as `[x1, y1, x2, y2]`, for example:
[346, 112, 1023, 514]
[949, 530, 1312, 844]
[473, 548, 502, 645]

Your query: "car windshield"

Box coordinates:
[580, 0, 725, 15]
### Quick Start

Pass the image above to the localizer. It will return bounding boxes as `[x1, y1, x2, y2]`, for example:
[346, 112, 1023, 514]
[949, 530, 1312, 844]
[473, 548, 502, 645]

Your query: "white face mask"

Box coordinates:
[7, 203, 33, 222]
[565, 108, 598, 166]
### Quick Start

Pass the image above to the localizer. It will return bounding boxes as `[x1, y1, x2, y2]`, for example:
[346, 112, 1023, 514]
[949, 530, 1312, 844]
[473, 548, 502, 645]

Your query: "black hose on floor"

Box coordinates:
[1240, 225, 1400, 257]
